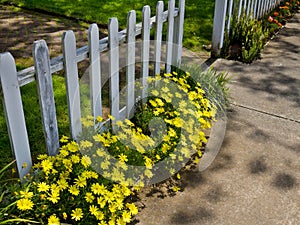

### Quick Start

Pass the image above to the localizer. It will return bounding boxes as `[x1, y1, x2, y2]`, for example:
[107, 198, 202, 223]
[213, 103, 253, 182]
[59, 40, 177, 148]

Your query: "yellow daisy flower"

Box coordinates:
[48, 214, 60, 225]
[71, 208, 83, 221]
[37, 182, 50, 192]
[17, 198, 34, 211]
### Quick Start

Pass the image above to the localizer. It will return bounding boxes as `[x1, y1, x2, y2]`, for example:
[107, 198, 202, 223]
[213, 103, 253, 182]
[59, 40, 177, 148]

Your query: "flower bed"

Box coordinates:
[0, 68, 231, 225]
[221, 0, 300, 63]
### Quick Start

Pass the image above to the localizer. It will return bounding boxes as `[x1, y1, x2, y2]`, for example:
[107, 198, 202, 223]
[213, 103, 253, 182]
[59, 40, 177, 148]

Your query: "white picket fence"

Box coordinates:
[212, 0, 282, 56]
[0, 0, 185, 179]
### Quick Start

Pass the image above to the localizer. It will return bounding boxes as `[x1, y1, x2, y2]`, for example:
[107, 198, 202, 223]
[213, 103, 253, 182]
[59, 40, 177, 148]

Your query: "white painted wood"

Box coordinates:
[126, 10, 136, 118]
[247, 0, 252, 17]
[172, 0, 185, 67]
[0, 53, 32, 180]
[254, 0, 259, 18]
[269, 0, 272, 12]
[154, 1, 164, 76]
[165, 0, 175, 73]
[88, 24, 102, 121]
[33, 40, 59, 156]
[108, 18, 120, 120]
[261, 0, 266, 17]
[257, 0, 263, 18]
[265, 0, 269, 15]
[251, 0, 255, 15]
[212, 0, 228, 56]
[238, 0, 243, 18]
[265, 0, 269, 14]
[243, 0, 247, 13]
[141, 5, 151, 99]
[227, 0, 234, 34]
[262, 0, 267, 16]
[62, 31, 82, 140]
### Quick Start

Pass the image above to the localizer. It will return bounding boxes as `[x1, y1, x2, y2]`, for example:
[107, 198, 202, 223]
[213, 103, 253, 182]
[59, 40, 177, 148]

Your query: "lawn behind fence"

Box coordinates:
[1, 0, 215, 52]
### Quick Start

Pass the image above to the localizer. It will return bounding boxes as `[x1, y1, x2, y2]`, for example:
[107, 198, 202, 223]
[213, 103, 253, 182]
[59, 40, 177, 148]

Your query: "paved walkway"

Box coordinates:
[134, 12, 300, 225]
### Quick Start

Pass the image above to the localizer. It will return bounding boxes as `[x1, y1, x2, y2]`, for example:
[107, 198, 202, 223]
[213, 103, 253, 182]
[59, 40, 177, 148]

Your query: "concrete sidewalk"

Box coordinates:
[134, 12, 300, 225]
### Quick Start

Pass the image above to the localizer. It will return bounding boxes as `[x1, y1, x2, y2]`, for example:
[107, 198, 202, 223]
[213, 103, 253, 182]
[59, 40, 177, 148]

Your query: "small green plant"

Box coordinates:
[0, 161, 39, 224]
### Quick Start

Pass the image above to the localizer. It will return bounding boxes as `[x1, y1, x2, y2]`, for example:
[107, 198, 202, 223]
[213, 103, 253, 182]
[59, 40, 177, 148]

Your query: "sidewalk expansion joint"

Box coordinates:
[231, 103, 300, 124]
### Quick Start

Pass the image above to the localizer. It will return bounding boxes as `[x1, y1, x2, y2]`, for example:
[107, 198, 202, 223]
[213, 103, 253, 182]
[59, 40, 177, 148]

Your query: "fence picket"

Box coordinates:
[238, 0, 243, 17]
[88, 24, 102, 121]
[126, 10, 136, 118]
[243, 0, 247, 13]
[227, 0, 234, 34]
[247, 0, 251, 16]
[62, 31, 82, 140]
[0, 53, 32, 179]
[172, 0, 185, 67]
[262, 0, 267, 16]
[257, 0, 262, 17]
[212, 0, 228, 56]
[154, 1, 164, 76]
[165, 0, 175, 73]
[109, 18, 120, 120]
[254, 0, 258, 18]
[251, 0, 255, 16]
[141, 5, 151, 99]
[33, 40, 59, 156]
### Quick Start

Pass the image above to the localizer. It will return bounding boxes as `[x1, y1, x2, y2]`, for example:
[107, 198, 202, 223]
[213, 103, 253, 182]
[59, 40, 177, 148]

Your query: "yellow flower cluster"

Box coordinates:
[14, 140, 138, 225]
[14, 71, 215, 224]
[78, 71, 216, 186]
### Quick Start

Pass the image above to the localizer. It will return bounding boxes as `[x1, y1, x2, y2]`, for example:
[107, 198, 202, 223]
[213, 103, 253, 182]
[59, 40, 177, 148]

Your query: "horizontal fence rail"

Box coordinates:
[212, 0, 282, 56]
[0, 0, 186, 179]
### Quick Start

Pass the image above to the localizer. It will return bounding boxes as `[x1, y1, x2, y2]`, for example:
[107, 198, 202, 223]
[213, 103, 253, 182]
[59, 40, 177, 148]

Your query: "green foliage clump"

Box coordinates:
[221, 1, 300, 63]
[221, 14, 268, 63]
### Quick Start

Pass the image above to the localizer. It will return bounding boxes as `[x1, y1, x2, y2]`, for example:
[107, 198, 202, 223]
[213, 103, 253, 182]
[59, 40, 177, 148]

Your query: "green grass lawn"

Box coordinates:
[1, 0, 215, 51]
[0, 0, 215, 168]
[0, 76, 70, 168]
